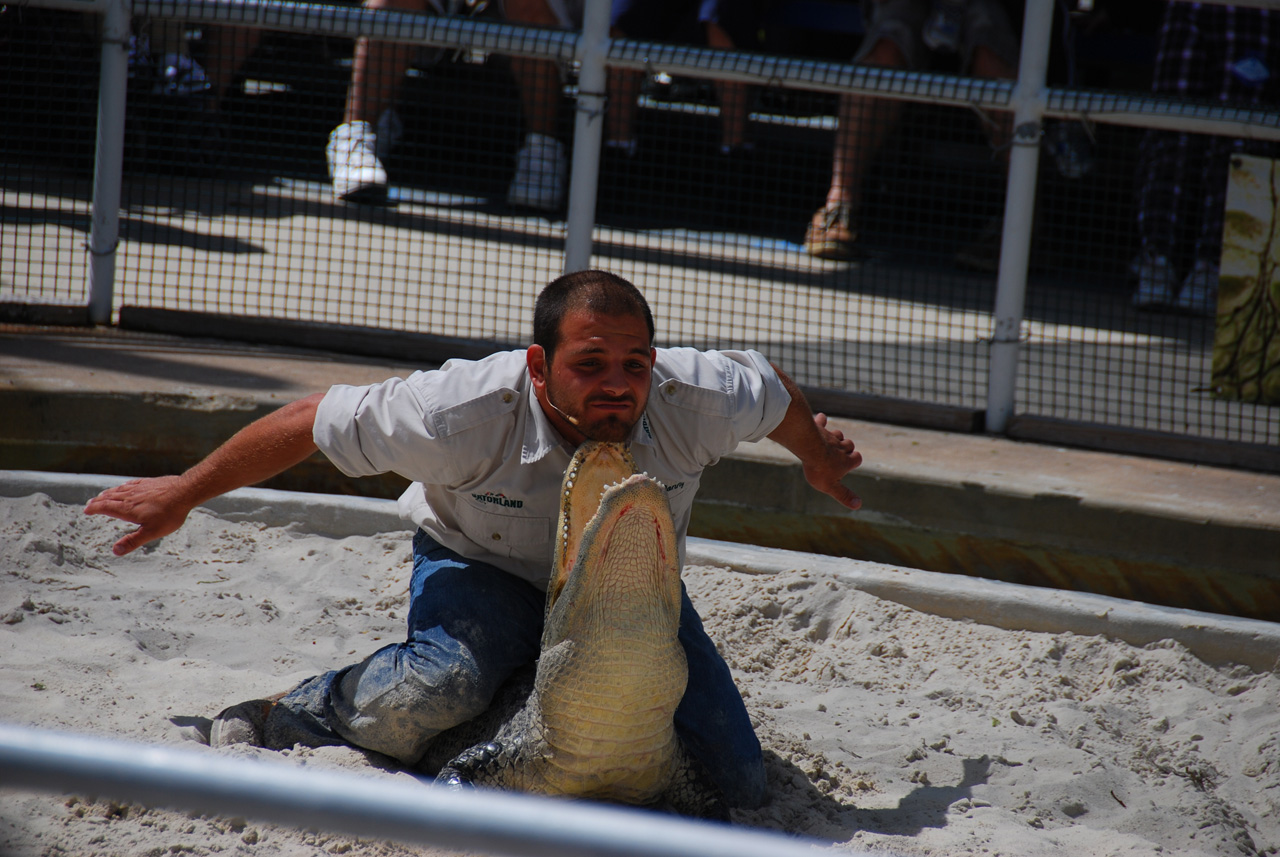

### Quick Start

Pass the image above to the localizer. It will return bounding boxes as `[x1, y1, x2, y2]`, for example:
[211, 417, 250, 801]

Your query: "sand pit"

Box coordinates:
[2, 481, 1278, 856]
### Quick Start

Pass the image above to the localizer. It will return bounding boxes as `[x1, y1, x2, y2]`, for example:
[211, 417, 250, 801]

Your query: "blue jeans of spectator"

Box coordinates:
[267, 530, 767, 808]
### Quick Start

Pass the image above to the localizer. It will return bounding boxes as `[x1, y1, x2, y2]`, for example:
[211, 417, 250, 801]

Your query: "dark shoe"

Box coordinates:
[1175, 259, 1219, 316]
[209, 698, 274, 748]
[1132, 251, 1176, 310]
[804, 202, 856, 260]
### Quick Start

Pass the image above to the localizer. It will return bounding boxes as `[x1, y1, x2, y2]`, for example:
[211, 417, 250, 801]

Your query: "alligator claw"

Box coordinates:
[437, 768, 474, 788]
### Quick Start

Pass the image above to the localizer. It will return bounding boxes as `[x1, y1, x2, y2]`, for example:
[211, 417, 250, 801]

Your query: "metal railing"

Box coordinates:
[0, 722, 859, 857]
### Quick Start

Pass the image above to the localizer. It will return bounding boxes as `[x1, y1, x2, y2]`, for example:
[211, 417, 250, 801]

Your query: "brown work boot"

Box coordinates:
[208, 691, 286, 748]
[804, 202, 857, 260]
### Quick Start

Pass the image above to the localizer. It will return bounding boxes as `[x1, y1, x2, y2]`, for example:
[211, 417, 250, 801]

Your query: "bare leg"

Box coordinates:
[706, 22, 748, 151]
[343, 0, 432, 124]
[505, 0, 567, 138]
[804, 37, 904, 258]
[605, 64, 642, 147]
[327, 0, 429, 202]
[824, 37, 905, 210]
[512, 56, 564, 137]
[501, 0, 574, 208]
[951, 44, 1018, 271]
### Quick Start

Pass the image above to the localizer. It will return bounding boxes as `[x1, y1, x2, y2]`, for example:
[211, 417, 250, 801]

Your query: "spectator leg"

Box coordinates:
[825, 37, 905, 211]
[706, 22, 749, 152]
[343, 0, 431, 125]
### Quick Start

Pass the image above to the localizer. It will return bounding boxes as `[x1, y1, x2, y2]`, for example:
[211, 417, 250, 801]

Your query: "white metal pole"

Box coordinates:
[985, 0, 1054, 434]
[0, 724, 870, 857]
[562, 0, 609, 273]
[87, 0, 132, 325]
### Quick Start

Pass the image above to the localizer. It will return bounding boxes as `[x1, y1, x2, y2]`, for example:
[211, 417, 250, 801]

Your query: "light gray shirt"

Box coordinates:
[313, 347, 791, 588]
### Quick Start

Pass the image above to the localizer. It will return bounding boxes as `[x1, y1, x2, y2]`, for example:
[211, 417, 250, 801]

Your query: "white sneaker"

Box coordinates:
[507, 133, 567, 211]
[1132, 252, 1175, 309]
[326, 121, 388, 203]
[1175, 259, 1220, 316]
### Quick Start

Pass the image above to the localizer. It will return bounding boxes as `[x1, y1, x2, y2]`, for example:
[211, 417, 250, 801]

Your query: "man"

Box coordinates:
[85, 270, 862, 810]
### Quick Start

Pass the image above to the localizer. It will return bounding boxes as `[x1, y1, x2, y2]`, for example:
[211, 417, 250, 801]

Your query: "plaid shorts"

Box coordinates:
[1151, 1, 1280, 100]
[1136, 2, 1280, 264]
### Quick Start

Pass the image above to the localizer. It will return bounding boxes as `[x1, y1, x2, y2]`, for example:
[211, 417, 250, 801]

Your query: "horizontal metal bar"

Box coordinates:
[606, 40, 1016, 109]
[0, 723, 863, 857]
[606, 47, 1280, 143]
[20, 0, 1280, 141]
[1193, 0, 1280, 8]
[1045, 87, 1280, 142]
[134, 0, 580, 60]
[12, 0, 114, 10]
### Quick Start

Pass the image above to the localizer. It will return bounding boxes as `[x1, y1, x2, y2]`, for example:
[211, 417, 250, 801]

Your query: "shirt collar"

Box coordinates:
[631, 410, 656, 449]
[523, 384, 571, 465]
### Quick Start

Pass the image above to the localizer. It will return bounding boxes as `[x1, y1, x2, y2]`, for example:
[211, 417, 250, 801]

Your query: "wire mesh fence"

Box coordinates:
[2, 0, 1278, 468]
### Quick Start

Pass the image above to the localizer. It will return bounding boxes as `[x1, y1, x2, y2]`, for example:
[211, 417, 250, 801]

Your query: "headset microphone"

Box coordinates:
[546, 397, 581, 426]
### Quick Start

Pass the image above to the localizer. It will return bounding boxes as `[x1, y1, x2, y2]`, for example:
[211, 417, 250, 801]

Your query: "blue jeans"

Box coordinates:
[268, 531, 767, 808]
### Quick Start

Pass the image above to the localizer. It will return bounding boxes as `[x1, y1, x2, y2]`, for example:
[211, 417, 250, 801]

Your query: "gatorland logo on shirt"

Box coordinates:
[472, 491, 524, 509]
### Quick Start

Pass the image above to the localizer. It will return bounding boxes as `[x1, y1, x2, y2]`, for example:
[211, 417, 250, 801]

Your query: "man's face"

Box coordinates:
[528, 308, 655, 444]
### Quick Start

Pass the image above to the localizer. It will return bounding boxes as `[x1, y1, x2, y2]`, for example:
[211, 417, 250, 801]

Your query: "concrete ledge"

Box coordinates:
[6, 470, 1277, 674]
[693, 435, 1280, 622]
[4, 327, 1278, 623]
[5, 384, 1280, 622]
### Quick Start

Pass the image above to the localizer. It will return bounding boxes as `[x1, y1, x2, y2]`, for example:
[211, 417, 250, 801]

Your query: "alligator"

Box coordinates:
[425, 442, 726, 818]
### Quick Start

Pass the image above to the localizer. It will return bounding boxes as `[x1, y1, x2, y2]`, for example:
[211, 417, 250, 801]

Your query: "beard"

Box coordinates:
[545, 383, 641, 442]
[580, 412, 634, 442]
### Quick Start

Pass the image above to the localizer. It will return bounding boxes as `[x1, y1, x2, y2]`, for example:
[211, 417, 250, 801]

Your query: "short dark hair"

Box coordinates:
[533, 270, 655, 362]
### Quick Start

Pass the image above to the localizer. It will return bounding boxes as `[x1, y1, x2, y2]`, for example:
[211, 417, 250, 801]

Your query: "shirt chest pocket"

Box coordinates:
[456, 501, 551, 561]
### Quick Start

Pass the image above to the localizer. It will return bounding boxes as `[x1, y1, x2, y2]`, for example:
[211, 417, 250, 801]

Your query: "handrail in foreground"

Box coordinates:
[0, 723, 859, 857]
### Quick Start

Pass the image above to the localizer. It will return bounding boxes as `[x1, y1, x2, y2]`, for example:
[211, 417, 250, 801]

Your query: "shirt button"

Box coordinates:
[502, 392, 513, 403]
[491, 533, 502, 541]
[663, 383, 677, 396]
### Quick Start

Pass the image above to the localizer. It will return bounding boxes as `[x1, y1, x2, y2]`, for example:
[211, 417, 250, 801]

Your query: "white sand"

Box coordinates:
[2, 490, 1277, 857]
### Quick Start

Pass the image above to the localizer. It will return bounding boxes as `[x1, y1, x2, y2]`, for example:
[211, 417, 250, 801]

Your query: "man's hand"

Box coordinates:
[766, 365, 864, 511]
[83, 393, 324, 557]
[801, 413, 863, 510]
[85, 476, 195, 556]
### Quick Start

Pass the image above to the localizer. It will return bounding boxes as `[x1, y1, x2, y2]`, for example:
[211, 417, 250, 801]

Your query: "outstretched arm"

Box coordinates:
[84, 393, 325, 556]
[766, 365, 863, 510]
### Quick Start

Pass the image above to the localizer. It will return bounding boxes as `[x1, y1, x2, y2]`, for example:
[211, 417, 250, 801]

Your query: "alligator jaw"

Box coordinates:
[549, 442, 639, 611]
[544, 471, 681, 647]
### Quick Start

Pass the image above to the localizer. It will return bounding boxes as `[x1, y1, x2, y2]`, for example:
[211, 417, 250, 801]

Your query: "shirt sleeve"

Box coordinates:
[313, 373, 457, 483]
[649, 348, 792, 467]
[715, 348, 792, 444]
